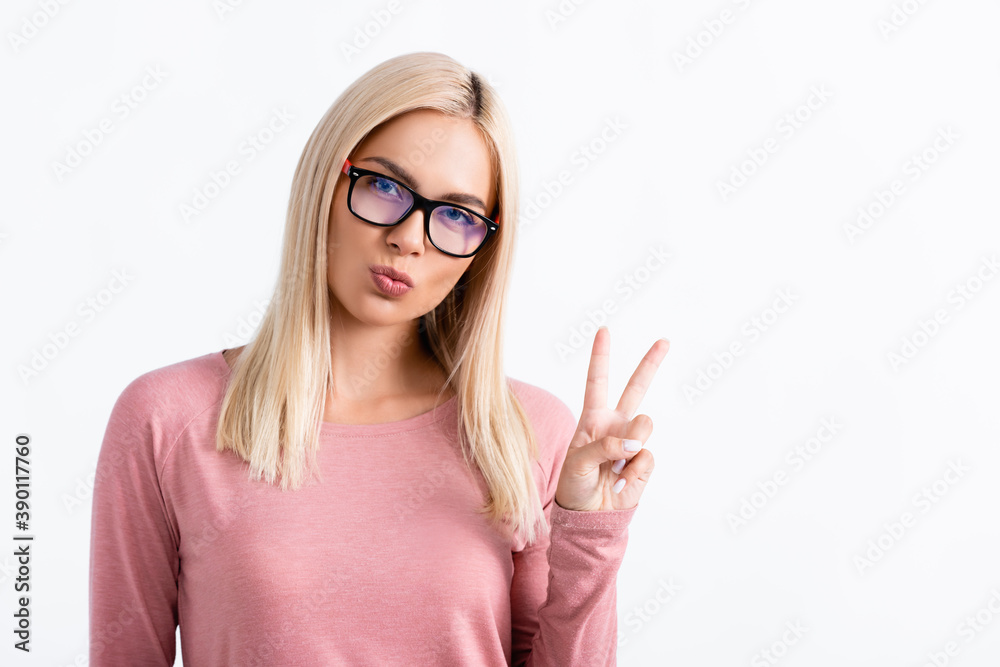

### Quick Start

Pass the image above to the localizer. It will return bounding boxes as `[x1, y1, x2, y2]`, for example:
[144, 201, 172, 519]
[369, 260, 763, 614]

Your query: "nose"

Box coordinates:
[385, 206, 427, 255]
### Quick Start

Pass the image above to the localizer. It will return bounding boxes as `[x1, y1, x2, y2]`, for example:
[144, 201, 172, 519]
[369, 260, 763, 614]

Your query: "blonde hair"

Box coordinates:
[215, 52, 548, 544]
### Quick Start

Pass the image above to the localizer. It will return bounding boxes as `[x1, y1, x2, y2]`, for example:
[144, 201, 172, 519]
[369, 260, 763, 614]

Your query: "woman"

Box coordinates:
[89, 51, 668, 666]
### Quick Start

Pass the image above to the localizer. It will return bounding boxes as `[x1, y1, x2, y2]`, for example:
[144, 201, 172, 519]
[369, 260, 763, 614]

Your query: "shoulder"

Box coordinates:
[112, 350, 227, 416]
[506, 377, 577, 471]
[102, 351, 228, 460]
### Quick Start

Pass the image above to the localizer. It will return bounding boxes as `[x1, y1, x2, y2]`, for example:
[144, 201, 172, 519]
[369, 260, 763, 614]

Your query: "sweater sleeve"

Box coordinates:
[89, 376, 179, 666]
[510, 399, 637, 667]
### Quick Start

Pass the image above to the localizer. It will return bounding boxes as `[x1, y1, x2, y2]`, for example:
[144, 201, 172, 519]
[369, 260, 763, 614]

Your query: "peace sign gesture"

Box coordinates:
[554, 327, 670, 512]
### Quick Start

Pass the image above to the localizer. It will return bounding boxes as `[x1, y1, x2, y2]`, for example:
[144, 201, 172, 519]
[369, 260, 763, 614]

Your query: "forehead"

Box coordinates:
[352, 109, 496, 210]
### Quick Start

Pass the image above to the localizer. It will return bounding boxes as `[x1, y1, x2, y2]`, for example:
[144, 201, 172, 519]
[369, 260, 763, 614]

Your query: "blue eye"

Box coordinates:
[371, 177, 401, 198]
[439, 207, 476, 226]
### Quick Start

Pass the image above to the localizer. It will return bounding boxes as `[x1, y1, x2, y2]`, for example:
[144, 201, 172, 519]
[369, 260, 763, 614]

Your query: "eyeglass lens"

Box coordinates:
[352, 174, 488, 256]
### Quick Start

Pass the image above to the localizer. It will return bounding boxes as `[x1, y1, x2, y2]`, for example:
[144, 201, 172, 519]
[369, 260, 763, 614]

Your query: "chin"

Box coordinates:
[338, 291, 416, 325]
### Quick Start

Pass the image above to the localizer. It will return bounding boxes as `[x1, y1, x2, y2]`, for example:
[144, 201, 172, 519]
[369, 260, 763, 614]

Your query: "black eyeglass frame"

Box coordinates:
[341, 159, 500, 259]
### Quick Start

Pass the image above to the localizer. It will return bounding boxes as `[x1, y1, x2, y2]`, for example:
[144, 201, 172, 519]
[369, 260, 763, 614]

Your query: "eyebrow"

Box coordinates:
[356, 156, 488, 213]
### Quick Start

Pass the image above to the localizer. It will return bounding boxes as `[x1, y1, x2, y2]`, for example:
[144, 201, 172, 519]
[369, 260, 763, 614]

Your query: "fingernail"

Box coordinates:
[611, 458, 626, 474]
[623, 439, 642, 452]
[613, 478, 626, 494]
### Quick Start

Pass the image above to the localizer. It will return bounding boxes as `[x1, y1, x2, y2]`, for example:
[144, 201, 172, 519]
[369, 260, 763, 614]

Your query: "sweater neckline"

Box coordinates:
[211, 350, 459, 437]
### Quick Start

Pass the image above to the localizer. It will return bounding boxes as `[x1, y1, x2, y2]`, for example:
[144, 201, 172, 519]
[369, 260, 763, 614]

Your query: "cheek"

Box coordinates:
[421, 263, 471, 302]
[326, 217, 358, 289]
[327, 185, 357, 251]
[327, 205, 363, 262]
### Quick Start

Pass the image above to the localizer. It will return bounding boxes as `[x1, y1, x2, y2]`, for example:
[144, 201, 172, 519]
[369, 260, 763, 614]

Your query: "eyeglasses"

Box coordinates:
[341, 158, 499, 258]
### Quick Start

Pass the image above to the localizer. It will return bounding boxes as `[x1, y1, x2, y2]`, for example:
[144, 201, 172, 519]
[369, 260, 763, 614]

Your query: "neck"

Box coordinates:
[326, 311, 445, 403]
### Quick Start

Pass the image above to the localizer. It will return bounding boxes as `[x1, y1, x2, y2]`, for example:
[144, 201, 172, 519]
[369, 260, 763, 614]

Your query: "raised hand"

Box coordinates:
[554, 326, 669, 512]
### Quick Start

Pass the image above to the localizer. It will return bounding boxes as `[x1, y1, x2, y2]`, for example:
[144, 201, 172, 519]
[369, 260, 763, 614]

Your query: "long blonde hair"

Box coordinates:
[215, 52, 548, 544]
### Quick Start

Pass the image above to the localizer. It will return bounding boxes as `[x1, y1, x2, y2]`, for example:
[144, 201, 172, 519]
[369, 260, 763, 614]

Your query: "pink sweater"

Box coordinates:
[89, 350, 636, 666]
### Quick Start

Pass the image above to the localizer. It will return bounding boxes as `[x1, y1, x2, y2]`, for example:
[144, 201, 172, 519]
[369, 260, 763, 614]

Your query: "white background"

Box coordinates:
[3, 0, 999, 665]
